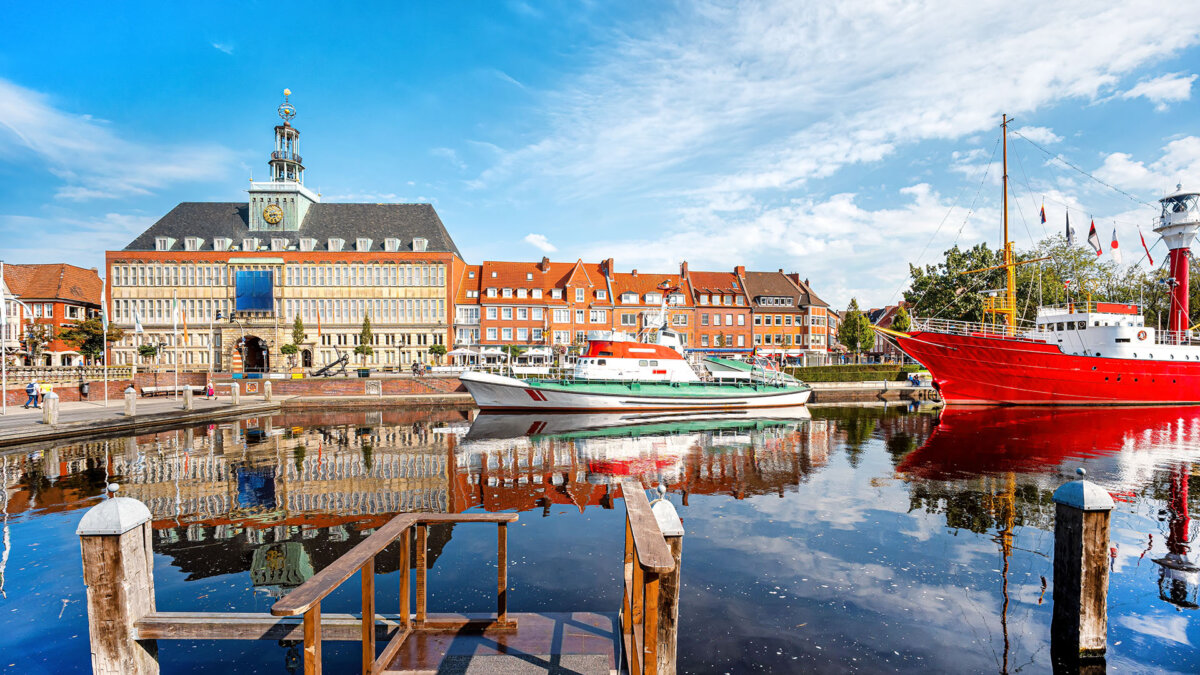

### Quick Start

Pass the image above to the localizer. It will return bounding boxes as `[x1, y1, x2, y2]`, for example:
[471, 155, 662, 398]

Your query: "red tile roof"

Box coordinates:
[686, 270, 746, 297]
[477, 259, 612, 304]
[455, 265, 482, 305]
[610, 272, 692, 305]
[3, 264, 102, 305]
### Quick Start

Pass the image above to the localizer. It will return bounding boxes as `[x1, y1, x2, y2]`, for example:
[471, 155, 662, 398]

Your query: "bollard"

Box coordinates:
[230, 382, 240, 405]
[42, 391, 59, 426]
[182, 386, 194, 411]
[1051, 473, 1115, 665]
[651, 490, 684, 674]
[77, 497, 159, 674]
[262, 380, 272, 402]
[124, 387, 137, 417]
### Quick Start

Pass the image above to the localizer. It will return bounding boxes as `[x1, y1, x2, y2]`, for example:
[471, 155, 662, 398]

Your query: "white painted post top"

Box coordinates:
[76, 497, 152, 535]
[1053, 480, 1115, 512]
[652, 499, 685, 537]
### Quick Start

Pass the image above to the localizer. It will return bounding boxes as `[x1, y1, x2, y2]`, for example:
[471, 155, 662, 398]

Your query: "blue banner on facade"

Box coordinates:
[235, 270, 274, 311]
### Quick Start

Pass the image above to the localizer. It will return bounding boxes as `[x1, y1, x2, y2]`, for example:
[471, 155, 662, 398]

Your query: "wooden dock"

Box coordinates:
[78, 478, 683, 674]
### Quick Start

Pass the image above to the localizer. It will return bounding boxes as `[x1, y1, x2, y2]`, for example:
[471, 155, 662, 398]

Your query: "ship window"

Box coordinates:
[1057, 322, 1064, 331]
[1078, 322, 1086, 330]
[1094, 321, 1100, 326]
[650, 360, 658, 366]
[599, 351, 613, 356]
[638, 360, 648, 366]
[1115, 338, 1130, 343]
[597, 359, 607, 366]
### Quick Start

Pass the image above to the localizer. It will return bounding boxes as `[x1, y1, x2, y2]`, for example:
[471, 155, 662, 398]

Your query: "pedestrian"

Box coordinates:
[206, 380, 215, 400]
[411, 361, 419, 377]
[24, 379, 38, 409]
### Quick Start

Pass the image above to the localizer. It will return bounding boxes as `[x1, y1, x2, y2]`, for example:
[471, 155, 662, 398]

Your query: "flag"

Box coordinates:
[1139, 226, 1155, 266]
[316, 302, 323, 337]
[133, 308, 144, 334]
[1040, 202, 1046, 224]
[1087, 220, 1102, 256]
[100, 278, 108, 334]
[182, 307, 189, 345]
[1066, 212, 1076, 246]
[1110, 226, 1122, 265]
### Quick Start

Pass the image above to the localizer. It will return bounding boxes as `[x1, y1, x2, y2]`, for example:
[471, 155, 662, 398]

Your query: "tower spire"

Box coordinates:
[269, 88, 304, 184]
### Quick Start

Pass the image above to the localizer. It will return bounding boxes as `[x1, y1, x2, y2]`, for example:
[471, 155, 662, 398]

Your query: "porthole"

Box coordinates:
[1091, 366, 1097, 371]
[1105, 377, 1110, 381]
[1117, 376, 1122, 382]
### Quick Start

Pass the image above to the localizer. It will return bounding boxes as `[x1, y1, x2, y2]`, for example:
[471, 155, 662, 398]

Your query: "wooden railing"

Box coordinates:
[619, 478, 679, 675]
[270, 512, 518, 675]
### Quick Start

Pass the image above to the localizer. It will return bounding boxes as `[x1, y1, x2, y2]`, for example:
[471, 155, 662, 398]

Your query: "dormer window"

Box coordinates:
[412, 237, 428, 252]
[551, 289, 563, 300]
[532, 289, 543, 299]
[646, 293, 662, 304]
[356, 238, 372, 251]
[487, 288, 497, 298]
[669, 293, 685, 305]
[299, 238, 317, 252]
[328, 238, 345, 252]
[384, 238, 400, 252]
[271, 238, 288, 251]
[468, 270, 476, 279]
[242, 237, 260, 252]
[596, 290, 607, 300]
[621, 292, 637, 303]
[184, 237, 203, 251]
[155, 237, 175, 251]
[213, 237, 232, 252]
[526, 273, 533, 281]
[517, 288, 527, 298]
[502, 288, 513, 298]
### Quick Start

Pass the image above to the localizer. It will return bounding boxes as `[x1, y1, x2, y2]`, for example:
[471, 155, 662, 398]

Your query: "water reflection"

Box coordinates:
[1, 405, 1199, 672]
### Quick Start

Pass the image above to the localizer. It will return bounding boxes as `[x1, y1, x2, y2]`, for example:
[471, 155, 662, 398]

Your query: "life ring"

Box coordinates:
[1137, 330, 1148, 341]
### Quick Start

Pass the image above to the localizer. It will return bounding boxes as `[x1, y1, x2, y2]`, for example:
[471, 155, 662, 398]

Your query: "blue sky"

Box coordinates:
[2, 1, 1198, 308]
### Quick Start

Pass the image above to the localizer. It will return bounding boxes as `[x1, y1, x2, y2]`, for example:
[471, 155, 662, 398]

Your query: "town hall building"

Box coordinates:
[105, 91, 464, 372]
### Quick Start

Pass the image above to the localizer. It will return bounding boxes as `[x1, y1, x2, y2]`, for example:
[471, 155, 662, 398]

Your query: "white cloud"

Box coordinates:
[211, 42, 234, 55]
[1094, 136, 1200, 193]
[524, 233, 557, 252]
[430, 147, 466, 170]
[0, 78, 238, 201]
[1121, 72, 1197, 111]
[0, 212, 155, 270]
[1014, 126, 1063, 145]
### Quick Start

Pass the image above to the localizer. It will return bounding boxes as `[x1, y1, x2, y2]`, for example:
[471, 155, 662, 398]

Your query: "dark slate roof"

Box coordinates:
[741, 270, 829, 308]
[123, 202, 461, 256]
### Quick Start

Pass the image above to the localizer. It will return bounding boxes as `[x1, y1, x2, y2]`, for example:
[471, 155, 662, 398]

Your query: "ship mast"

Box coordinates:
[985, 115, 1018, 334]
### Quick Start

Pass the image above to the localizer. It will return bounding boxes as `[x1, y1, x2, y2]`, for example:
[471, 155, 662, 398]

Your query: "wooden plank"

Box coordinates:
[657, 535, 683, 674]
[412, 614, 519, 632]
[370, 625, 412, 674]
[135, 612, 406, 641]
[304, 603, 322, 675]
[398, 528, 410, 630]
[361, 557, 375, 675]
[416, 524, 427, 624]
[273, 514, 419, 616]
[497, 523, 508, 623]
[619, 479, 675, 573]
[417, 513, 519, 524]
[643, 572, 659, 675]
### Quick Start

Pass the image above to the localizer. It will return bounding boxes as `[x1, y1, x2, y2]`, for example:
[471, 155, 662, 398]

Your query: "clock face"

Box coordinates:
[263, 204, 284, 225]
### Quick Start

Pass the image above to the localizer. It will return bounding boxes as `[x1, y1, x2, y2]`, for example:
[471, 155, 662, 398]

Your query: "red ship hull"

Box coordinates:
[896, 330, 1200, 405]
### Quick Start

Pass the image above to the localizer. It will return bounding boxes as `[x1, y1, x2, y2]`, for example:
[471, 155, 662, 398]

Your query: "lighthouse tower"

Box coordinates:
[1153, 186, 1200, 335]
[248, 89, 319, 232]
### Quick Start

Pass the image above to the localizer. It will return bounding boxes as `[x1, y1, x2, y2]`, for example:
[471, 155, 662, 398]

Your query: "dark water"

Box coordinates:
[2, 404, 1200, 673]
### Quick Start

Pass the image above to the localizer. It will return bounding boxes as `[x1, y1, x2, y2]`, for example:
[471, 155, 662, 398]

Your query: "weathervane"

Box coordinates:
[277, 88, 296, 124]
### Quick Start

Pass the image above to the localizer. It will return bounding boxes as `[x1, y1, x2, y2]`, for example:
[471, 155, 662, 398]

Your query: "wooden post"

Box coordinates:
[399, 527, 410, 628]
[497, 523, 508, 623]
[42, 391, 59, 425]
[304, 603, 322, 675]
[416, 524, 427, 624]
[182, 386, 194, 411]
[124, 387, 137, 417]
[652, 497, 684, 674]
[361, 557, 374, 675]
[1052, 476, 1115, 665]
[77, 497, 158, 675]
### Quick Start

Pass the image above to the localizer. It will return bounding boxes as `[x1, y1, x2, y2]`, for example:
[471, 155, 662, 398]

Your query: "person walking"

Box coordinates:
[24, 379, 39, 409]
[206, 380, 215, 400]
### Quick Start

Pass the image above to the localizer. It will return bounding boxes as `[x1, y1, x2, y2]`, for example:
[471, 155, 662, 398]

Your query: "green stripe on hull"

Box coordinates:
[522, 378, 808, 398]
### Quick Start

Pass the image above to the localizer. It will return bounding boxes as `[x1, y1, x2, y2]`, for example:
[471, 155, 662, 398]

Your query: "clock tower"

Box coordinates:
[248, 89, 319, 232]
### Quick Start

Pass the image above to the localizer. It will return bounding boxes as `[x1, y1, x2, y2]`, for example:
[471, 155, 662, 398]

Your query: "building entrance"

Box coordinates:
[242, 335, 270, 372]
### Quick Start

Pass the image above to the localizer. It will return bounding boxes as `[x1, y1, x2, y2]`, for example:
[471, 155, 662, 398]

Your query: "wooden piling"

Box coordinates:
[1052, 477, 1114, 664]
[652, 497, 684, 674]
[77, 497, 159, 674]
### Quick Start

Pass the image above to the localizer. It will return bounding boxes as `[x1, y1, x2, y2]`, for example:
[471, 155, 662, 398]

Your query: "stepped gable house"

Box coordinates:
[105, 91, 464, 372]
[2, 263, 103, 366]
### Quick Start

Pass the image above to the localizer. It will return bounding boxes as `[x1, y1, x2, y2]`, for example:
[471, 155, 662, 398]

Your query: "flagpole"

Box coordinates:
[173, 290, 179, 402]
[102, 272, 108, 408]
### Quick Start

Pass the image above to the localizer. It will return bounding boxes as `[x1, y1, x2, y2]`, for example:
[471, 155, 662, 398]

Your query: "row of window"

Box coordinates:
[697, 294, 744, 306]
[155, 235, 429, 253]
[755, 314, 825, 327]
[112, 263, 446, 288]
[701, 313, 746, 327]
[109, 297, 447, 325]
[700, 334, 747, 347]
[485, 327, 546, 342]
[750, 333, 826, 346]
[318, 332, 442, 347]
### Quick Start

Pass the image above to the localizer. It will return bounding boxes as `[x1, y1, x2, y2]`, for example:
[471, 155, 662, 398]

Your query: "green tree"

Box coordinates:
[280, 343, 299, 368]
[58, 317, 125, 363]
[137, 343, 159, 361]
[353, 315, 374, 366]
[840, 298, 875, 355]
[892, 305, 911, 332]
[903, 243, 1002, 324]
[24, 324, 53, 363]
[428, 343, 447, 364]
[291, 315, 305, 346]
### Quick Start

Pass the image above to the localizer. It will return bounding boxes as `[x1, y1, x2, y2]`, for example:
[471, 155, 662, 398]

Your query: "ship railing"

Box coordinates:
[1154, 330, 1200, 346]
[1034, 301, 1142, 316]
[912, 317, 1042, 340]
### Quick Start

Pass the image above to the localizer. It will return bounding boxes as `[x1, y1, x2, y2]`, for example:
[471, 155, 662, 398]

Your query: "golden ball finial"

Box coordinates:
[283, 88, 291, 97]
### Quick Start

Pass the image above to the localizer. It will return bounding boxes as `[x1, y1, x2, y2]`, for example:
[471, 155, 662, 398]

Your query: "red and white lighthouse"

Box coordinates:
[1154, 186, 1200, 335]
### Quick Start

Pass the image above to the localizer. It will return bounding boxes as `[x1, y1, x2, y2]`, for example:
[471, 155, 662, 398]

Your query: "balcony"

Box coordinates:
[271, 151, 303, 164]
